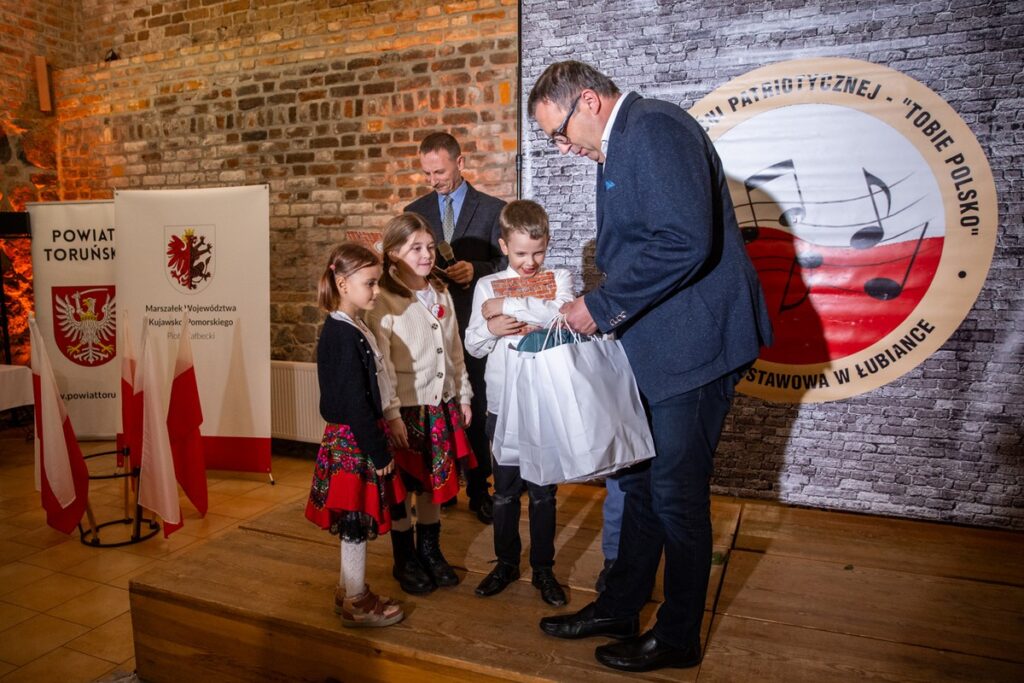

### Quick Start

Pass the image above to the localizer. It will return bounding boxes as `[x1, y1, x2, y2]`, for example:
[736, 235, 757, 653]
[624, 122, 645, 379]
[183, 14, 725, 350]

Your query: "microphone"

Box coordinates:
[438, 241, 455, 266]
[436, 240, 469, 288]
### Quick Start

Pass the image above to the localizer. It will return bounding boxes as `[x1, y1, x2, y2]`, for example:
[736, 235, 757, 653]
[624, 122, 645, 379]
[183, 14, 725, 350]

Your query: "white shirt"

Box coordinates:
[600, 94, 627, 161]
[464, 267, 576, 415]
[415, 286, 437, 314]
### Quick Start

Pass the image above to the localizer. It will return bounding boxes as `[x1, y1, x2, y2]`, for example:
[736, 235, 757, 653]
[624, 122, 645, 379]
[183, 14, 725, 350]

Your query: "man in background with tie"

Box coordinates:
[405, 132, 506, 524]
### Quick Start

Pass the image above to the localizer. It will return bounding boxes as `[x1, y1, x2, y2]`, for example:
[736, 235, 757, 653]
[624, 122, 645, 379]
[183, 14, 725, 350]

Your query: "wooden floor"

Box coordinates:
[129, 476, 1024, 682]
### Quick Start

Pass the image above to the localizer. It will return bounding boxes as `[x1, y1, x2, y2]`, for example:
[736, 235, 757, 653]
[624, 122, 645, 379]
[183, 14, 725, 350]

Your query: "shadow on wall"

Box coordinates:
[575, 186, 828, 503]
[717, 186, 826, 503]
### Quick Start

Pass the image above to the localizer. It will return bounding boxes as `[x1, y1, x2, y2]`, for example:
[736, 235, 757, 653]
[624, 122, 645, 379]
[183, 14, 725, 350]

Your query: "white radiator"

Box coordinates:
[271, 360, 324, 443]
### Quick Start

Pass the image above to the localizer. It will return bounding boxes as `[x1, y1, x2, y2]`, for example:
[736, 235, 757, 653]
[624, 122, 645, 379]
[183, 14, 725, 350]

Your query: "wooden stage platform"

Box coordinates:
[128, 484, 1024, 682]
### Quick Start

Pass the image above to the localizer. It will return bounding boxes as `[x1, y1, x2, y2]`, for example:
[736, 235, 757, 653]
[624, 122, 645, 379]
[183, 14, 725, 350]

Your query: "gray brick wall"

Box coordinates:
[522, 0, 1024, 528]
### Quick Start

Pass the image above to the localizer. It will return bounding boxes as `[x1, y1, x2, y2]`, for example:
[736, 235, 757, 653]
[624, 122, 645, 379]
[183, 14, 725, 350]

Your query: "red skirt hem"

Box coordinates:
[305, 471, 406, 535]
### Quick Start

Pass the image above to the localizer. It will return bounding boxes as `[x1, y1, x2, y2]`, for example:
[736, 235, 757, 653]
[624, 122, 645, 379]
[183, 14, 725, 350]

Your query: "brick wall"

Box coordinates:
[0, 0, 80, 363]
[0, 0, 77, 211]
[54, 0, 518, 360]
[521, 0, 1024, 528]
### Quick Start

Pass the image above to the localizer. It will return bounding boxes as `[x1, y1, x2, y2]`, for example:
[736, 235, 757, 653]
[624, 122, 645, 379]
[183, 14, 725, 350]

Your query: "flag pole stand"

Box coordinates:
[83, 502, 99, 543]
[78, 446, 160, 547]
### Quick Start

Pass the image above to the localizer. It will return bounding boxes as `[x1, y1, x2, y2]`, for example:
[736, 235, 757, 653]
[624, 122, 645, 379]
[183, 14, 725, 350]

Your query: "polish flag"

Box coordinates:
[120, 315, 143, 470]
[29, 318, 90, 534]
[167, 313, 207, 515]
[136, 324, 183, 537]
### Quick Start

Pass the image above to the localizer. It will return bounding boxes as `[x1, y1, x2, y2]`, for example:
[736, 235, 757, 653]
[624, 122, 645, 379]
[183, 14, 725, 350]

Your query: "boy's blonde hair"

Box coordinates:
[499, 200, 549, 242]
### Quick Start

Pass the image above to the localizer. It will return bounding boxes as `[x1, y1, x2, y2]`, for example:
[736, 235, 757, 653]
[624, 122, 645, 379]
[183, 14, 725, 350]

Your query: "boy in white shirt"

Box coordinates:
[464, 200, 575, 606]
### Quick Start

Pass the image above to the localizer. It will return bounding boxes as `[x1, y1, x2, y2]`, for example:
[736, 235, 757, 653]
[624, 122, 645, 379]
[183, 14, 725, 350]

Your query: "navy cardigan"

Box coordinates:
[316, 316, 391, 469]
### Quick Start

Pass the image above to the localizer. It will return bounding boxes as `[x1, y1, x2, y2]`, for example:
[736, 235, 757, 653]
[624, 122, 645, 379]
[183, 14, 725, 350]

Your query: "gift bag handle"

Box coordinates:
[543, 313, 585, 347]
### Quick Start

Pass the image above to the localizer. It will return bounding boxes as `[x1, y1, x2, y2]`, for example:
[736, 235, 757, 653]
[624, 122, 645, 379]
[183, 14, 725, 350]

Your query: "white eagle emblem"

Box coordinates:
[53, 286, 117, 367]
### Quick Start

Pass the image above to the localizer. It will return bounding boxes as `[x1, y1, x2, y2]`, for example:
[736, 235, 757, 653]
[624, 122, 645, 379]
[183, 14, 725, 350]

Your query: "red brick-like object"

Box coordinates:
[345, 230, 383, 254]
[492, 271, 556, 300]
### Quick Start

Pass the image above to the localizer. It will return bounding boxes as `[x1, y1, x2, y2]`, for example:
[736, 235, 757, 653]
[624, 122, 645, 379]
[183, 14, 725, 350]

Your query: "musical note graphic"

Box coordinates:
[747, 225, 942, 364]
[863, 220, 929, 300]
[741, 159, 807, 244]
[779, 250, 824, 313]
[850, 169, 891, 250]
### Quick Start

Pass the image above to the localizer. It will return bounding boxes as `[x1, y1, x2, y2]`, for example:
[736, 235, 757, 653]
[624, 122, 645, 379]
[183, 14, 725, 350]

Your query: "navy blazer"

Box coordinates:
[583, 92, 773, 402]
[406, 181, 506, 332]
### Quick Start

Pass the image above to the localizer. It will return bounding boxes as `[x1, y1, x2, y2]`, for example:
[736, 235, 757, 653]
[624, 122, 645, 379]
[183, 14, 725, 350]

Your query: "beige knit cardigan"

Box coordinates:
[365, 285, 473, 421]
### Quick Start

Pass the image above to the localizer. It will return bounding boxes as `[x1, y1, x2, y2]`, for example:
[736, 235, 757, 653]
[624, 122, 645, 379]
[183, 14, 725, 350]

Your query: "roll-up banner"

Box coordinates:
[27, 200, 118, 439]
[115, 186, 271, 473]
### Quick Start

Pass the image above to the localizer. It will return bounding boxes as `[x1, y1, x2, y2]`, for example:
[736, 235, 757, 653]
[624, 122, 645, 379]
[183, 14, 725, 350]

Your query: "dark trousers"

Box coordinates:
[595, 368, 742, 648]
[464, 353, 492, 501]
[485, 413, 557, 569]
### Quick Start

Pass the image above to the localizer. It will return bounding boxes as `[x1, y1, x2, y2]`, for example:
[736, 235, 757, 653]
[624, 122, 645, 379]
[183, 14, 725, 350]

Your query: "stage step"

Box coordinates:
[735, 502, 1024, 584]
[698, 615, 1022, 682]
[130, 485, 730, 682]
[717, 549, 1024, 663]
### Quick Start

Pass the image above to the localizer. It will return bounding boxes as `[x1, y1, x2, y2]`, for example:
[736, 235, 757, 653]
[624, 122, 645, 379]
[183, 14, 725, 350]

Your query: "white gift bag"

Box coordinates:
[492, 321, 575, 468]
[517, 333, 656, 486]
[492, 342, 528, 467]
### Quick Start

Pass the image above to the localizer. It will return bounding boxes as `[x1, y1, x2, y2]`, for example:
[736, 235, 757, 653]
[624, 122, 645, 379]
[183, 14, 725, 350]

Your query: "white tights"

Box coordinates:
[340, 539, 366, 597]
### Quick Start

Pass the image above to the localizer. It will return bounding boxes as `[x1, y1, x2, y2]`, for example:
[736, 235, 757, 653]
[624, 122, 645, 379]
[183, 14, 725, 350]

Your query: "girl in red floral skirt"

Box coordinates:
[366, 212, 476, 595]
[305, 242, 406, 627]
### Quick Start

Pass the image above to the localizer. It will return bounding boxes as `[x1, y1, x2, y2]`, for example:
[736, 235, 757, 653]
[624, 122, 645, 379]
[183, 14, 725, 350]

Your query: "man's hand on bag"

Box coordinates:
[561, 297, 598, 335]
[481, 297, 505, 319]
[487, 314, 526, 337]
[445, 260, 474, 284]
[387, 417, 409, 449]
[375, 460, 395, 477]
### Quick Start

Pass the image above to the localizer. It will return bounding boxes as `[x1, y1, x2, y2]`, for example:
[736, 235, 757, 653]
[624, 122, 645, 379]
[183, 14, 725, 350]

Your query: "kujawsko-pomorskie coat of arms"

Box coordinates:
[165, 225, 214, 293]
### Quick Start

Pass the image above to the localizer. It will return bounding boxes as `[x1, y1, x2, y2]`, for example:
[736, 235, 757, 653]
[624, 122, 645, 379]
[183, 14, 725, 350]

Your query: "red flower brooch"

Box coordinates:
[431, 304, 446, 319]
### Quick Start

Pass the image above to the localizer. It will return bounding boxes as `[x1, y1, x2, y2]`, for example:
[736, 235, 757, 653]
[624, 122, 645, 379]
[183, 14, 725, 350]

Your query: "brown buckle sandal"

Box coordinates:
[338, 585, 404, 628]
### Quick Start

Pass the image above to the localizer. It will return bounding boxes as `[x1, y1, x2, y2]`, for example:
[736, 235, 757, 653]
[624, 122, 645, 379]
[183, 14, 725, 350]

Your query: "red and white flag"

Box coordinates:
[136, 323, 183, 537]
[29, 318, 90, 534]
[120, 314, 143, 470]
[167, 312, 207, 515]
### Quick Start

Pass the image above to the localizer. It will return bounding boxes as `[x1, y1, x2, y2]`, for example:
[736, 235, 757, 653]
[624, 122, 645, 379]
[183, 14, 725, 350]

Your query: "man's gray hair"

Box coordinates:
[528, 61, 620, 117]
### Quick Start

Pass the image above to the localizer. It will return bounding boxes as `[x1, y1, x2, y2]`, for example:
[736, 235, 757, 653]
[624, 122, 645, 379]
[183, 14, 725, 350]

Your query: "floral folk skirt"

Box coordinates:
[305, 422, 407, 540]
[394, 399, 476, 505]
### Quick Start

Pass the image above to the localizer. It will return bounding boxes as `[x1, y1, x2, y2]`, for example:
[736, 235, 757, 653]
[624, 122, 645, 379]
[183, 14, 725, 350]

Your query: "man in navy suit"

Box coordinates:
[529, 62, 772, 672]
[406, 133, 506, 523]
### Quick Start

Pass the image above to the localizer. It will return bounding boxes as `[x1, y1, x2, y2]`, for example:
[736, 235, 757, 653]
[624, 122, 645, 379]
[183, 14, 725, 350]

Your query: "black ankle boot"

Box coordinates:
[415, 522, 459, 587]
[391, 528, 434, 594]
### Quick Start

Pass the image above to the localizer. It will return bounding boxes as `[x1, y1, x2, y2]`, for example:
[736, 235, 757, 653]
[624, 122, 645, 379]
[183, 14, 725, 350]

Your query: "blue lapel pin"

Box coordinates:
[605, 179, 616, 191]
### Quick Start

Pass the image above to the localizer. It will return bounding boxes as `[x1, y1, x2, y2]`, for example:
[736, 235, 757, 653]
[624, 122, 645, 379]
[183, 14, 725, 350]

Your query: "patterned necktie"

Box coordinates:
[442, 195, 455, 243]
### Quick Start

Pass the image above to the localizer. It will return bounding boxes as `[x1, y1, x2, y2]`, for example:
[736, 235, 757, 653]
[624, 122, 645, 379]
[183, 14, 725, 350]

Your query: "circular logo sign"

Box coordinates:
[690, 58, 998, 402]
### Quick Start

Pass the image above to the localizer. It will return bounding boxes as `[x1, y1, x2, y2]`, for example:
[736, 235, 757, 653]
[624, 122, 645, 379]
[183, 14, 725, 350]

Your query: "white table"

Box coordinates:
[0, 364, 33, 412]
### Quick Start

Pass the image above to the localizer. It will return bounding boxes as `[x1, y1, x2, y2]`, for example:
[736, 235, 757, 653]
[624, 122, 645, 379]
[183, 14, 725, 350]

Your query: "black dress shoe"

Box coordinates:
[475, 562, 520, 597]
[531, 568, 567, 607]
[539, 601, 638, 640]
[595, 630, 701, 672]
[468, 495, 494, 524]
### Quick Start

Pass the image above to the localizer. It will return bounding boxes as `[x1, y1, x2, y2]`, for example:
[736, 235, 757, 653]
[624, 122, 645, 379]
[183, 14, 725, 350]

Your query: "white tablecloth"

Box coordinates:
[0, 365, 33, 412]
